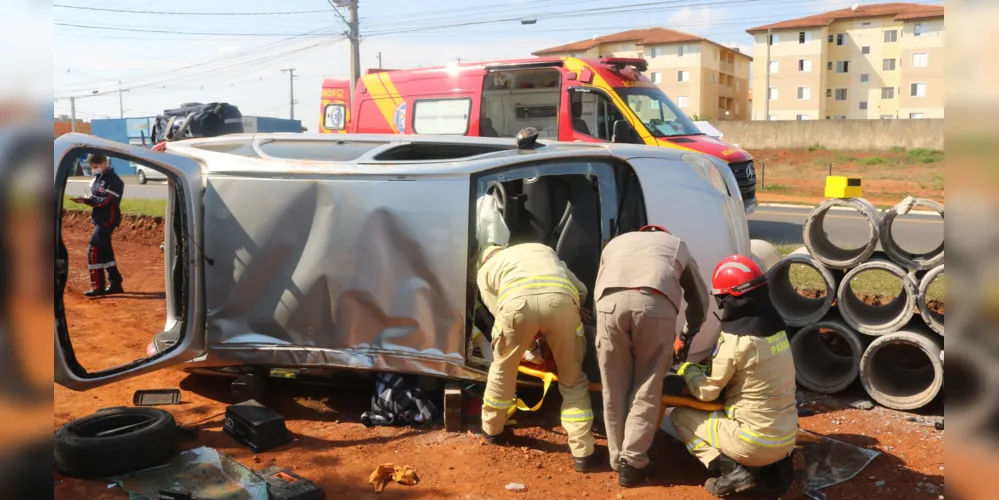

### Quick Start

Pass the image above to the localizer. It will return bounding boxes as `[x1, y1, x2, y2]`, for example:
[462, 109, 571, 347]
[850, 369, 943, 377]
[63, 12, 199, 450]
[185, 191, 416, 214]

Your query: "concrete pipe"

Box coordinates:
[918, 265, 945, 336]
[790, 316, 866, 394]
[767, 247, 839, 327]
[880, 197, 945, 271]
[803, 198, 881, 270]
[750, 239, 783, 274]
[838, 257, 918, 336]
[943, 345, 999, 433]
[859, 327, 944, 411]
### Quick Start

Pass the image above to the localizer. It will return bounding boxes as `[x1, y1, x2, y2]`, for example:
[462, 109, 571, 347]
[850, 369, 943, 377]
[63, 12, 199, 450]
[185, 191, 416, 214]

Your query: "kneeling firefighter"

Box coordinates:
[476, 243, 598, 472]
[670, 255, 805, 498]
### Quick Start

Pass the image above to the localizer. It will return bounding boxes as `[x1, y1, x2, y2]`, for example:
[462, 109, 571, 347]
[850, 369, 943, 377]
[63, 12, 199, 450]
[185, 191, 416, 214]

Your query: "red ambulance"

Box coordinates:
[320, 56, 757, 213]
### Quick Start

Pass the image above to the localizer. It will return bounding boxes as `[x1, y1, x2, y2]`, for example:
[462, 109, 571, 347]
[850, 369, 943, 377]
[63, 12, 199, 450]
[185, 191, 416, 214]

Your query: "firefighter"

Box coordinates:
[72, 153, 125, 297]
[476, 242, 598, 472]
[593, 225, 709, 487]
[670, 255, 805, 498]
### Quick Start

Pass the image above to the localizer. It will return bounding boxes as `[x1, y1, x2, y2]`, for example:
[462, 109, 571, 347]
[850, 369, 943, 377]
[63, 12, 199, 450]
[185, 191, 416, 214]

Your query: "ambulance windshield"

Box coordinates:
[615, 87, 702, 138]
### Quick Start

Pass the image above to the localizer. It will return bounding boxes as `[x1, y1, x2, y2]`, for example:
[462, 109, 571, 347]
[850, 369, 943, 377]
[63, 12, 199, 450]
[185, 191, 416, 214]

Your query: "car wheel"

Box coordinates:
[137, 170, 147, 184]
[54, 407, 180, 479]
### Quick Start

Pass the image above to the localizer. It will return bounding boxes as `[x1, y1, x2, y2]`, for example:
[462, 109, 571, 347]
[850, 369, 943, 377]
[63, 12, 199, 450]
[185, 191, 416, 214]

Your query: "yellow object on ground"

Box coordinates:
[369, 463, 420, 493]
[824, 176, 863, 198]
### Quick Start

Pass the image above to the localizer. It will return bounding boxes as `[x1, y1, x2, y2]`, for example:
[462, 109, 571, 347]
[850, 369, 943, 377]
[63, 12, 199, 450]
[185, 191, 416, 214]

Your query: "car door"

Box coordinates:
[54, 133, 206, 391]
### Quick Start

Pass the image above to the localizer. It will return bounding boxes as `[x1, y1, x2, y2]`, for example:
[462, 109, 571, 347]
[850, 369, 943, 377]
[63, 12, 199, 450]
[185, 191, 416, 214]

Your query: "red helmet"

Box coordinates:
[639, 225, 670, 233]
[711, 255, 767, 296]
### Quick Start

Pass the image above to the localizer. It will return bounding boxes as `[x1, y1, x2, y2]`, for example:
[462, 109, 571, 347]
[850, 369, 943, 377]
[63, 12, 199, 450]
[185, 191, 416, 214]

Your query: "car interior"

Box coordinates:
[480, 68, 561, 139]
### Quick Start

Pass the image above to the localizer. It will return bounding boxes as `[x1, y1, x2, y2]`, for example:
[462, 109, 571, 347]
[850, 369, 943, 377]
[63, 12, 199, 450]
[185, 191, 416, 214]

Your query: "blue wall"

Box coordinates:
[90, 118, 138, 174]
[255, 116, 302, 133]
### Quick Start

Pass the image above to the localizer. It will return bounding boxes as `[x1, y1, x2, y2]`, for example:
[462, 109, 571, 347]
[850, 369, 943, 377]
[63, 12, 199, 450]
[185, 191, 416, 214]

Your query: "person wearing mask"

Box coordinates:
[70, 153, 125, 297]
[476, 242, 599, 472]
[670, 255, 805, 498]
[592, 225, 710, 487]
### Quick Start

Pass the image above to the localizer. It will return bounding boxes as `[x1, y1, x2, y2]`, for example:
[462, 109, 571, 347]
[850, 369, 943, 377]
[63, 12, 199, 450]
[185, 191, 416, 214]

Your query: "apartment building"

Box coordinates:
[746, 2, 944, 120]
[533, 28, 752, 120]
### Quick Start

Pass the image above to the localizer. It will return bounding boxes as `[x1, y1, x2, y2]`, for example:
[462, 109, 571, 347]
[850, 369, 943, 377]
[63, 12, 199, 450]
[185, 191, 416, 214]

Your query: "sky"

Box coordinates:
[53, 0, 944, 133]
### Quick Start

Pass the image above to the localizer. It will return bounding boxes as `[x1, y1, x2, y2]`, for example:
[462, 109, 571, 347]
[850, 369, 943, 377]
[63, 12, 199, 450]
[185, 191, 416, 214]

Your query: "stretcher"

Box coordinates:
[512, 365, 724, 427]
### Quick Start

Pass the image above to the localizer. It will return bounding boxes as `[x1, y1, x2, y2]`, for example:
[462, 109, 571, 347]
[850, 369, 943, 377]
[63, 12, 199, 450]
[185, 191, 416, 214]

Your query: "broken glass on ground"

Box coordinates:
[110, 446, 267, 500]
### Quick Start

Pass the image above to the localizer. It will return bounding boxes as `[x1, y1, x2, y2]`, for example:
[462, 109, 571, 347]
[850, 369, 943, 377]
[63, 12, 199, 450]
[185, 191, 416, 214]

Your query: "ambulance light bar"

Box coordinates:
[599, 57, 648, 73]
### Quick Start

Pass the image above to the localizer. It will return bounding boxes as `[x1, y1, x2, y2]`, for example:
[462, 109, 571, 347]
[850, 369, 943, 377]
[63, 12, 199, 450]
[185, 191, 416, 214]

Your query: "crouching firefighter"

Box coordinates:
[593, 225, 709, 487]
[670, 255, 805, 498]
[476, 243, 599, 472]
[77, 153, 125, 297]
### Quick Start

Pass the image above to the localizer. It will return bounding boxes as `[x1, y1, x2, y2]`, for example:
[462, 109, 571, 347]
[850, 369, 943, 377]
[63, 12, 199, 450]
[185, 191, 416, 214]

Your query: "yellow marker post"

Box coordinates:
[824, 176, 863, 198]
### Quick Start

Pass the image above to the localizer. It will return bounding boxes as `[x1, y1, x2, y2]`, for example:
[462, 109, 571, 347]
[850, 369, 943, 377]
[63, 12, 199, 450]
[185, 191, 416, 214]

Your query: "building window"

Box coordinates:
[862, 46, 871, 54]
[678, 44, 686, 56]
[650, 72, 662, 84]
[910, 112, 925, 119]
[862, 22, 872, 27]
[881, 115, 894, 119]
[797, 114, 811, 120]
[881, 87, 895, 99]
[860, 101, 868, 110]
[828, 34, 834, 43]
[911, 82, 927, 97]
[826, 88, 832, 98]
[798, 59, 812, 72]
[836, 33, 846, 46]
[835, 61, 850, 73]
[827, 61, 833, 70]
[768, 114, 778, 121]
[677, 70, 690, 82]
[768, 33, 779, 45]
[884, 30, 898, 42]
[835, 88, 848, 101]
[769, 87, 779, 100]
[797, 86, 810, 100]
[860, 74, 870, 83]
[650, 47, 663, 58]
[412, 98, 472, 135]
[712, 73, 718, 84]
[769, 61, 779, 74]
[883, 58, 897, 71]
[914, 23, 924, 37]
[834, 115, 847, 120]
[676, 96, 689, 108]
[913, 52, 928, 67]
[799, 31, 812, 43]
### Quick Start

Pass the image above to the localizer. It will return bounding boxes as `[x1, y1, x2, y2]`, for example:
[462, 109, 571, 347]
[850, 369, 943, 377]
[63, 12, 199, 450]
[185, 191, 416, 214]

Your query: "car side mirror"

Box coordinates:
[611, 120, 637, 144]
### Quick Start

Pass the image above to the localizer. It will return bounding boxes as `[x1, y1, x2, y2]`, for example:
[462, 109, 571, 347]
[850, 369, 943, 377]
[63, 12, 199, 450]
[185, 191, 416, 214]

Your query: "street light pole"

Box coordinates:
[764, 28, 772, 121]
[70, 97, 77, 132]
[348, 0, 361, 102]
[281, 68, 297, 120]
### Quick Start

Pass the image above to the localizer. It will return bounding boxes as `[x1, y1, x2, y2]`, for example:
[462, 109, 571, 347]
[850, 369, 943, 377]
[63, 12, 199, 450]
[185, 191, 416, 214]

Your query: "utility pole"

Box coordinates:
[281, 68, 297, 120]
[117, 81, 128, 118]
[377, 51, 382, 69]
[70, 96, 77, 132]
[348, 0, 360, 102]
[764, 28, 772, 121]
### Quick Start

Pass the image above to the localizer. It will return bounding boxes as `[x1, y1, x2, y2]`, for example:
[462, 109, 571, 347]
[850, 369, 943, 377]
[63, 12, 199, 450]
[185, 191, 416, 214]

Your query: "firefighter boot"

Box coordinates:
[481, 427, 512, 446]
[573, 448, 603, 473]
[618, 458, 652, 487]
[763, 448, 807, 499]
[705, 456, 760, 498]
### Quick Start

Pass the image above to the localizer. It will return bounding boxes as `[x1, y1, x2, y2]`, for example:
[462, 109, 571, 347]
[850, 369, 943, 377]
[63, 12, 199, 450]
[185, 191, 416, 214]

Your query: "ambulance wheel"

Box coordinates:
[443, 382, 463, 432]
[54, 407, 180, 479]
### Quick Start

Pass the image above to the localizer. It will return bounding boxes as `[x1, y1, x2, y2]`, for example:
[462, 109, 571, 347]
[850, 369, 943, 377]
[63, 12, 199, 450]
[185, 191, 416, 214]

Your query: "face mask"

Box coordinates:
[91, 165, 104, 175]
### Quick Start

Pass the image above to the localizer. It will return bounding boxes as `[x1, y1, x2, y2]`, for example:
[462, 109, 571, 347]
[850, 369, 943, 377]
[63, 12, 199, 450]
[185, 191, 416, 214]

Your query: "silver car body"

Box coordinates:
[54, 133, 750, 390]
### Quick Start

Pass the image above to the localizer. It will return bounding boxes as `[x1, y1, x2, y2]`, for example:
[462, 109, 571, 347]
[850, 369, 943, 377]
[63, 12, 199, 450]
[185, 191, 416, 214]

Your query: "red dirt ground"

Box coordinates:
[54, 215, 944, 499]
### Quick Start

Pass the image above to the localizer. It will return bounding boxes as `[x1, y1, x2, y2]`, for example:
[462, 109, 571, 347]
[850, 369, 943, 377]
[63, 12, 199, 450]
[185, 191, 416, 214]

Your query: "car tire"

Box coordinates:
[54, 407, 180, 479]
[137, 170, 147, 184]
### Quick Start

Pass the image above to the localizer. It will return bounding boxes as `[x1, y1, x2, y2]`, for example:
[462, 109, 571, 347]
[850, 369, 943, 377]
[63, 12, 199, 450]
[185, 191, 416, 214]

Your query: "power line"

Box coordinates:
[55, 22, 331, 37]
[54, 4, 332, 16]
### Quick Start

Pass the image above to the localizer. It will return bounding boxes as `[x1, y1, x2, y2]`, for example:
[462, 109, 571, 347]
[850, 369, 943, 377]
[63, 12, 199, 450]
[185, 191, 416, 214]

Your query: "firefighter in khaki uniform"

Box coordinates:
[593, 225, 710, 487]
[476, 242, 599, 472]
[670, 255, 805, 498]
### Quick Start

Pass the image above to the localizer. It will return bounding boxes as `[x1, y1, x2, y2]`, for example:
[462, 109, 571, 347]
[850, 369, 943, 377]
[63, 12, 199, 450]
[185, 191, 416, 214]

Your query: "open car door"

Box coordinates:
[54, 133, 206, 391]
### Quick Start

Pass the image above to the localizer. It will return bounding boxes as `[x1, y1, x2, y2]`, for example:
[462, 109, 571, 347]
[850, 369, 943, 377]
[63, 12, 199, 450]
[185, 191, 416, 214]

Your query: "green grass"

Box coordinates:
[63, 195, 167, 218]
[906, 148, 944, 164]
[859, 156, 886, 166]
[759, 183, 792, 193]
[767, 241, 944, 301]
[807, 143, 826, 152]
[891, 146, 907, 154]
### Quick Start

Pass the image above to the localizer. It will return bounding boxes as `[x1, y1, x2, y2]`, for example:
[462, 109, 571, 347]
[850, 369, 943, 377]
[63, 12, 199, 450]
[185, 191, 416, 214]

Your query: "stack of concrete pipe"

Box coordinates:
[761, 196, 945, 411]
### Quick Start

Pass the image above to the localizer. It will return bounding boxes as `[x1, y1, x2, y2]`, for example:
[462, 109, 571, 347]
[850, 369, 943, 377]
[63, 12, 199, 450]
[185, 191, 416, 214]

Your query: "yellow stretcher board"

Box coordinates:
[824, 176, 863, 198]
[513, 365, 724, 427]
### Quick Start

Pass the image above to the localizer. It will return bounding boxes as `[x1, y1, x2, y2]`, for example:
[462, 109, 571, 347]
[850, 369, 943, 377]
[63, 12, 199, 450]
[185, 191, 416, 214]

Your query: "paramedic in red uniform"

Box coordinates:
[71, 153, 125, 297]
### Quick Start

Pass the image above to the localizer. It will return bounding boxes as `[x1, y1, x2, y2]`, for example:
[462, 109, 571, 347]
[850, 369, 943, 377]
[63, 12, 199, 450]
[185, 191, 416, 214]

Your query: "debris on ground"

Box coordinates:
[369, 463, 420, 493]
[505, 483, 527, 492]
[848, 400, 875, 411]
[110, 446, 267, 499]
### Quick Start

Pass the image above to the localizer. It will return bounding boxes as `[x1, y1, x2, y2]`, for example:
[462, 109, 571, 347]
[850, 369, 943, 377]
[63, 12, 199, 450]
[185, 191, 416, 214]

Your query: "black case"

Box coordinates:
[258, 466, 325, 500]
[223, 400, 290, 452]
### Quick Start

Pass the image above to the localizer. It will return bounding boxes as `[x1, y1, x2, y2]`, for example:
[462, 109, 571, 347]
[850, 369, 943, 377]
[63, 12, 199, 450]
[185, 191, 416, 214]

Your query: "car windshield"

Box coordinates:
[615, 87, 702, 137]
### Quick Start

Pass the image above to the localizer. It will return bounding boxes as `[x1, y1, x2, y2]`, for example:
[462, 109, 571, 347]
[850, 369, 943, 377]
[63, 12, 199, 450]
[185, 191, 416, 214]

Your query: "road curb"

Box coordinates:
[759, 203, 941, 217]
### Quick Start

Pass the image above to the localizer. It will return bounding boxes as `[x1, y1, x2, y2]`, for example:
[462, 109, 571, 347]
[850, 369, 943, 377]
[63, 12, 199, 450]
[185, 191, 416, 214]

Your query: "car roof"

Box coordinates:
[162, 133, 698, 177]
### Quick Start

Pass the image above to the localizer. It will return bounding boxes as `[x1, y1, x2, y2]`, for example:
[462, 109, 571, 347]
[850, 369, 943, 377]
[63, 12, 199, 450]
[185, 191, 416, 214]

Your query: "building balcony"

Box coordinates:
[720, 61, 735, 74]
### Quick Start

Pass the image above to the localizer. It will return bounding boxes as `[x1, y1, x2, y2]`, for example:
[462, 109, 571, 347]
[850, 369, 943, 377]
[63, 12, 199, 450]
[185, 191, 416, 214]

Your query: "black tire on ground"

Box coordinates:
[54, 407, 180, 479]
[137, 170, 147, 184]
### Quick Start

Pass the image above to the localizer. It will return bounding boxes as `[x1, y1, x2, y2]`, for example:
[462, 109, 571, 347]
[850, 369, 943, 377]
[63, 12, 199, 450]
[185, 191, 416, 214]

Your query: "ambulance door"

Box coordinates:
[54, 134, 207, 391]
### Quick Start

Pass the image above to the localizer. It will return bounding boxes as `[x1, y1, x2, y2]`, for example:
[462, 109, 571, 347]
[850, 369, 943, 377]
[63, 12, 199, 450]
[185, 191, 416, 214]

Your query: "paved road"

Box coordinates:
[749, 205, 944, 254]
[69, 179, 944, 251]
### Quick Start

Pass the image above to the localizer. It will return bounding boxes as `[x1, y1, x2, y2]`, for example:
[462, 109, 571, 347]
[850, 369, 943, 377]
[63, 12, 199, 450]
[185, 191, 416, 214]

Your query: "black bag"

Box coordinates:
[150, 102, 243, 143]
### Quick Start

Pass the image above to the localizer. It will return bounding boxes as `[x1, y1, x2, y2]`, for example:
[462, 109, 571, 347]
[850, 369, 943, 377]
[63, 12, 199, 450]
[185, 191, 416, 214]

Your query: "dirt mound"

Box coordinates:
[795, 289, 944, 315]
[61, 210, 166, 247]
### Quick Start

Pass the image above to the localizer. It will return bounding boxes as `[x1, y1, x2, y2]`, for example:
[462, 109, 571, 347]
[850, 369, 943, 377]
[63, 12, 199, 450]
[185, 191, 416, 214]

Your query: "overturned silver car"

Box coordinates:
[54, 132, 750, 391]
